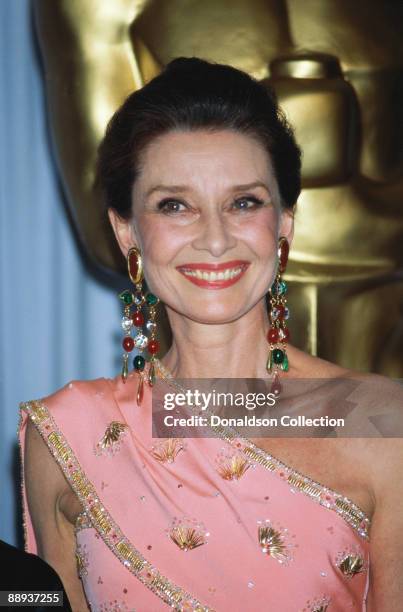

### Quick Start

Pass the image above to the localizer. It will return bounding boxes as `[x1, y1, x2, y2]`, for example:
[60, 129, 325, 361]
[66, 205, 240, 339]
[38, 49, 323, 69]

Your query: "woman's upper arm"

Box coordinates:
[24, 418, 89, 611]
[366, 440, 403, 611]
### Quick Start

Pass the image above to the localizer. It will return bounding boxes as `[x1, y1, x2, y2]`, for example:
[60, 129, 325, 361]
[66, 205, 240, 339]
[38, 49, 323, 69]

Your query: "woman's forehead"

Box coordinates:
[135, 129, 278, 195]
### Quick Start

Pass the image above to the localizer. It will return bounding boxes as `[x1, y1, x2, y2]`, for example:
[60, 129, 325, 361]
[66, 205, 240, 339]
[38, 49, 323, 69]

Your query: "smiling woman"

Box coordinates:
[19, 57, 403, 612]
[108, 127, 293, 327]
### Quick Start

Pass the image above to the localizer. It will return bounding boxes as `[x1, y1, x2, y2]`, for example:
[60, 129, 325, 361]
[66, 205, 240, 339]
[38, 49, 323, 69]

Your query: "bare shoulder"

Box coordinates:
[288, 344, 403, 462]
[290, 345, 403, 413]
[340, 370, 403, 437]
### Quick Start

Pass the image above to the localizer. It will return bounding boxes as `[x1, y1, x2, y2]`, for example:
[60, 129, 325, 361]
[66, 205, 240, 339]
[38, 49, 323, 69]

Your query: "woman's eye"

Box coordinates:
[157, 199, 187, 213]
[156, 195, 265, 214]
[232, 196, 265, 210]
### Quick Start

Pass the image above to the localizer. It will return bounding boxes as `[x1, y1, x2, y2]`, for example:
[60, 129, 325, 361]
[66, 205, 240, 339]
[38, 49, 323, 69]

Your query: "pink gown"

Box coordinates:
[19, 366, 371, 612]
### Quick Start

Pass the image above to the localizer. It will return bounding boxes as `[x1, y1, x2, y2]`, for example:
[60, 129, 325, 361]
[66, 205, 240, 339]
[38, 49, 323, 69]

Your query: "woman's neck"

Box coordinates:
[161, 301, 280, 379]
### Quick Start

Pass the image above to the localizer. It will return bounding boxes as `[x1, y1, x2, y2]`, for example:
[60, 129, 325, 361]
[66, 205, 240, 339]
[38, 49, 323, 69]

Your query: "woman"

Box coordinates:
[19, 58, 403, 611]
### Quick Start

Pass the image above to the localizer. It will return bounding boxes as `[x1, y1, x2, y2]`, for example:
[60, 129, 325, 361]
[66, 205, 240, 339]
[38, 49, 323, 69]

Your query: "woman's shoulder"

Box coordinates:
[289, 345, 403, 424]
[291, 344, 402, 386]
[19, 373, 122, 424]
[19, 373, 130, 468]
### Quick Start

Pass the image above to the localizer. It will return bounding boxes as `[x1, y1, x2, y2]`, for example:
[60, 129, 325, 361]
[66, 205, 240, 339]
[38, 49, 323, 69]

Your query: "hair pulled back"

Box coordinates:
[97, 57, 301, 217]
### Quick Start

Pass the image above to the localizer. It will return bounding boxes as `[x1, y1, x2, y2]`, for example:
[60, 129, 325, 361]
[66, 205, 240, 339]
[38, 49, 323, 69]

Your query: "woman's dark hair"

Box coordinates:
[96, 57, 301, 218]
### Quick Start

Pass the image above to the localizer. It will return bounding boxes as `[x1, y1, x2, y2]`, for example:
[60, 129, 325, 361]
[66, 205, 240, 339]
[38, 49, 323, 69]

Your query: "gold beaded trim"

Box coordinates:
[240, 443, 370, 539]
[20, 400, 215, 612]
[153, 360, 371, 541]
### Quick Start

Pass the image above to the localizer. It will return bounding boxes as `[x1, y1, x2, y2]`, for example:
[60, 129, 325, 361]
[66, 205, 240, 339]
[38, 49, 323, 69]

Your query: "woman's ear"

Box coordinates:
[108, 208, 138, 257]
[279, 207, 295, 245]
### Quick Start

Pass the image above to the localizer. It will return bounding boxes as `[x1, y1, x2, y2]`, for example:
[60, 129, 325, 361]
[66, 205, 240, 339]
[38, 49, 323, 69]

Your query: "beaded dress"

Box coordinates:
[19, 365, 370, 612]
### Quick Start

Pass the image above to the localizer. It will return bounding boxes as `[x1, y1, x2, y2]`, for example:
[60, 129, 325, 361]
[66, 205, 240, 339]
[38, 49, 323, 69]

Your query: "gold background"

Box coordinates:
[34, 0, 403, 374]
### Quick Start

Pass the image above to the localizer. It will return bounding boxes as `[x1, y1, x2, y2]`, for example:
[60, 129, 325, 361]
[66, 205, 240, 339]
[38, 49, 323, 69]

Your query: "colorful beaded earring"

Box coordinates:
[119, 246, 160, 404]
[266, 236, 290, 395]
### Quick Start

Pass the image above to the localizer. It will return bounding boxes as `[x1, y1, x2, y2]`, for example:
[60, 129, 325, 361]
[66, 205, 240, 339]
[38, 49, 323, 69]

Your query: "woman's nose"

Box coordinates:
[191, 210, 237, 257]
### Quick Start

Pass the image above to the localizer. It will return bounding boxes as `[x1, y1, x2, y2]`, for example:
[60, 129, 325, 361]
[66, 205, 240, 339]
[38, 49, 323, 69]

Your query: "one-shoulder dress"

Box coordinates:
[19, 367, 371, 612]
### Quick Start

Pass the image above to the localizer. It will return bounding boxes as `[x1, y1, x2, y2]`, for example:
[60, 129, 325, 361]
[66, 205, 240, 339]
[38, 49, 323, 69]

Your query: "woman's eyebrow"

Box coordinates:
[145, 181, 271, 198]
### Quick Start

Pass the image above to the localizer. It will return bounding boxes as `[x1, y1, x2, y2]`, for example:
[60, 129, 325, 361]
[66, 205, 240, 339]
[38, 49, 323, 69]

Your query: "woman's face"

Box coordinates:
[110, 129, 293, 325]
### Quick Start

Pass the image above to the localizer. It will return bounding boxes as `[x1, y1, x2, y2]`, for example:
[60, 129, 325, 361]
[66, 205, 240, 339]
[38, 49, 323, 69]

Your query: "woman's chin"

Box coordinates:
[169, 302, 249, 325]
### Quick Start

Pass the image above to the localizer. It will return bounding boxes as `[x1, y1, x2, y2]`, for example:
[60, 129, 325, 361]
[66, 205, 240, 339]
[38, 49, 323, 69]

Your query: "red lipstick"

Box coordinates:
[176, 260, 250, 290]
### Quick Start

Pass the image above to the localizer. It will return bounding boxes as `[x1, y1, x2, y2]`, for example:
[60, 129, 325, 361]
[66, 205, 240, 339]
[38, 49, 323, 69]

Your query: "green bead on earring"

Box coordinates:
[133, 355, 146, 371]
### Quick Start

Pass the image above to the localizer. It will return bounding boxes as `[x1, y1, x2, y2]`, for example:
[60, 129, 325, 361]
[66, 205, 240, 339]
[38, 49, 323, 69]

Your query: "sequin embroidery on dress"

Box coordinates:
[94, 422, 128, 457]
[18, 371, 371, 612]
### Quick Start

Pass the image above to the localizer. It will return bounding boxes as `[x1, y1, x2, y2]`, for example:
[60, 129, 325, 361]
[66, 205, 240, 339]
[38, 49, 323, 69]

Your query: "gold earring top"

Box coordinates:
[127, 246, 143, 285]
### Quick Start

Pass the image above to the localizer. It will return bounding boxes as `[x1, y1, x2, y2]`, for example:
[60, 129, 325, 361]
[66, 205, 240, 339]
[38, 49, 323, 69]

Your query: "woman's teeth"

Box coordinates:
[182, 267, 243, 281]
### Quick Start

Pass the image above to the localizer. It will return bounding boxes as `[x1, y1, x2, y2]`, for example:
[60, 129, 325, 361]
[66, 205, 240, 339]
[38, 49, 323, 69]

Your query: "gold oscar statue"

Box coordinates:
[34, 0, 403, 374]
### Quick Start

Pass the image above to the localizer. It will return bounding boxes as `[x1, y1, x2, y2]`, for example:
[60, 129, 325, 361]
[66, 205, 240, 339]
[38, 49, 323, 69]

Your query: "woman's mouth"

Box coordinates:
[176, 260, 250, 289]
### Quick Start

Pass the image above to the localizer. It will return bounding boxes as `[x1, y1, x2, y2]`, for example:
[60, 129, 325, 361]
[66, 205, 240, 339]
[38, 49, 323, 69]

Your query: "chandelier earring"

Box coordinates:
[118, 246, 160, 404]
[266, 236, 290, 395]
